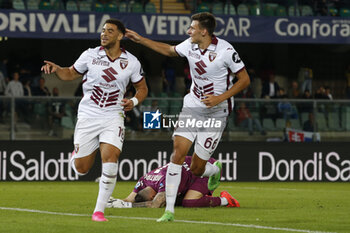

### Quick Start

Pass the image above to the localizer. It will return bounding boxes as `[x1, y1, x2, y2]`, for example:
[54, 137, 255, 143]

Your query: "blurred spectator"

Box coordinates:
[300, 67, 313, 94]
[261, 72, 280, 99]
[236, 102, 266, 136]
[325, 86, 333, 100]
[5, 71, 24, 129]
[289, 81, 301, 98]
[0, 70, 7, 96]
[33, 77, 50, 96]
[277, 88, 298, 120]
[0, 59, 9, 81]
[303, 112, 317, 132]
[299, 89, 313, 113]
[47, 87, 66, 136]
[23, 80, 32, 97]
[162, 57, 176, 94]
[5, 71, 23, 97]
[314, 85, 327, 99]
[345, 64, 350, 99]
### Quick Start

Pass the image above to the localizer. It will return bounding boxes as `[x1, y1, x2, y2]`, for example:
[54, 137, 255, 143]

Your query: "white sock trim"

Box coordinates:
[220, 197, 228, 206]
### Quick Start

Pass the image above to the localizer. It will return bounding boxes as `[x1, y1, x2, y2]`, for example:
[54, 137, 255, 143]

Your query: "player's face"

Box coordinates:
[101, 23, 123, 49]
[187, 20, 204, 44]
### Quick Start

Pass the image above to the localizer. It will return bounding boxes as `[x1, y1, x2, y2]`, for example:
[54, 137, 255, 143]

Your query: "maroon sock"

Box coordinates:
[182, 195, 221, 207]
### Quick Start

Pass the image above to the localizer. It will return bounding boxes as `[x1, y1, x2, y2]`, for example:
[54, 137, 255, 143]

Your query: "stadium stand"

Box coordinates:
[145, 2, 156, 13]
[339, 8, 350, 17]
[39, 0, 52, 10]
[237, 3, 249, 16]
[94, 1, 104, 12]
[212, 2, 223, 15]
[66, 0, 78, 11]
[51, 0, 64, 10]
[26, 0, 39, 10]
[131, 2, 143, 13]
[196, 2, 210, 13]
[300, 5, 314, 16]
[288, 5, 300, 16]
[12, 0, 25, 10]
[275, 5, 287, 16]
[223, 3, 236, 15]
[118, 1, 128, 12]
[79, 0, 92, 11]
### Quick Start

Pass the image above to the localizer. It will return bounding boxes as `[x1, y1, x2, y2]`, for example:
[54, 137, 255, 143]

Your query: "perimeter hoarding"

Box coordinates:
[0, 141, 349, 182]
[0, 10, 349, 43]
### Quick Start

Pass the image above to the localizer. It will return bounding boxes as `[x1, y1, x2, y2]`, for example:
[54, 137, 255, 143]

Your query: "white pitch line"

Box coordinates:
[0, 207, 336, 233]
[225, 186, 300, 191]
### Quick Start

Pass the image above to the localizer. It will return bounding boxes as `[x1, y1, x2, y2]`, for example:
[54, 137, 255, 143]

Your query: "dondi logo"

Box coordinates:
[143, 110, 161, 129]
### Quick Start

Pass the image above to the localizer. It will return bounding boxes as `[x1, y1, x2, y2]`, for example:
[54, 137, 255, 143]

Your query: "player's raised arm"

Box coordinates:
[125, 29, 178, 57]
[41, 60, 82, 81]
[202, 68, 250, 108]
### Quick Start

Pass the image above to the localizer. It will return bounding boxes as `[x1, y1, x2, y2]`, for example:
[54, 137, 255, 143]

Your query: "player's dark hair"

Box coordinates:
[104, 18, 126, 35]
[191, 12, 216, 36]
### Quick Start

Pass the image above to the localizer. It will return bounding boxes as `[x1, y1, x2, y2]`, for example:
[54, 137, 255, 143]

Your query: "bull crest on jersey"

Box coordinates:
[194, 60, 207, 75]
[209, 52, 217, 62]
[120, 59, 128, 69]
[102, 67, 118, 82]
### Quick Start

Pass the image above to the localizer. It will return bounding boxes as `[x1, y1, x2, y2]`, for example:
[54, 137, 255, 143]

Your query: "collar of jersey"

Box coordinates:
[192, 35, 218, 53]
[98, 46, 128, 62]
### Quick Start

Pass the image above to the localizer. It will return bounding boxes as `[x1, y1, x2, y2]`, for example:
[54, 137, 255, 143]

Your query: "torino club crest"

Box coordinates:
[120, 59, 128, 69]
[209, 52, 217, 62]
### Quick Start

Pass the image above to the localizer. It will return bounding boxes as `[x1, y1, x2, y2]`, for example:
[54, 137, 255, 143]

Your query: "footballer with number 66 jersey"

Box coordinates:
[126, 12, 250, 222]
[41, 18, 148, 222]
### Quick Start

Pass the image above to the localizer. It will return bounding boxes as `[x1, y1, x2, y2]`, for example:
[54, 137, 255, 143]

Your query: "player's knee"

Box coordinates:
[74, 163, 90, 174]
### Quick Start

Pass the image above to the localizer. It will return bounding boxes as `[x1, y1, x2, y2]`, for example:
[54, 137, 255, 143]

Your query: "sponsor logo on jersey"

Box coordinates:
[143, 110, 161, 129]
[188, 50, 201, 60]
[194, 60, 207, 75]
[102, 67, 118, 82]
[92, 58, 110, 67]
[120, 59, 128, 69]
[209, 52, 217, 62]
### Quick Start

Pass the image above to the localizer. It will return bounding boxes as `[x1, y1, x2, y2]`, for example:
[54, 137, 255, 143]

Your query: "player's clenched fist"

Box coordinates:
[41, 60, 60, 74]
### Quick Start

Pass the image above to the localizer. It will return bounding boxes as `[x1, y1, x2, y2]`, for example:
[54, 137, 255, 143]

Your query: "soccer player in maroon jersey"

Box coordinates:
[107, 157, 239, 208]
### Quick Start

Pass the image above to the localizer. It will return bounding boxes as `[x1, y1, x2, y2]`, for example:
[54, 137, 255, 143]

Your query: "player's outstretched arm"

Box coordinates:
[131, 192, 166, 208]
[202, 68, 250, 108]
[41, 60, 82, 81]
[125, 29, 178, 57]
[121, 78, 148, 111]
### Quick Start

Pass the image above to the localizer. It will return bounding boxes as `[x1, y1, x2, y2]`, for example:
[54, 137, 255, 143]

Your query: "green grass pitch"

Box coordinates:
[0, 182, 349, 233]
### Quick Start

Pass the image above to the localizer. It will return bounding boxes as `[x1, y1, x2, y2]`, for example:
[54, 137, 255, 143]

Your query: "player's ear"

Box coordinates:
[201, 28, 207, 37]
[117, 33, 124, 41]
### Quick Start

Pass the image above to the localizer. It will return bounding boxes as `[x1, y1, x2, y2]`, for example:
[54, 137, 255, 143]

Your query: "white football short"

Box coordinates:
[73, 118, 125, 158]
[173, 109, 227, 161]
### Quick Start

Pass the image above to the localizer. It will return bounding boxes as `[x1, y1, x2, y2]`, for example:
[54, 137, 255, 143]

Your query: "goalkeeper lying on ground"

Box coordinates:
[107, 156, 240, 208]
